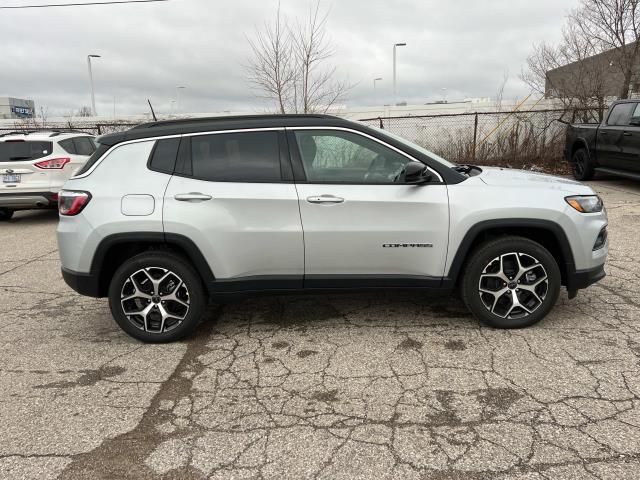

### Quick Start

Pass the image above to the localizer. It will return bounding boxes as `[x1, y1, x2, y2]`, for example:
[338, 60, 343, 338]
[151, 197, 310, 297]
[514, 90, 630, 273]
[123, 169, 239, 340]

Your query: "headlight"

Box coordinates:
[565, 195, 603, 213]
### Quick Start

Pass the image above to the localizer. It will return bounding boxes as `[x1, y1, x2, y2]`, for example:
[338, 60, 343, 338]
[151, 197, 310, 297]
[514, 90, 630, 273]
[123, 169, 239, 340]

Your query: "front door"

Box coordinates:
[163, 129, 304, 292]
[289, 128, 450, 289]
[598, 101, 637, 169]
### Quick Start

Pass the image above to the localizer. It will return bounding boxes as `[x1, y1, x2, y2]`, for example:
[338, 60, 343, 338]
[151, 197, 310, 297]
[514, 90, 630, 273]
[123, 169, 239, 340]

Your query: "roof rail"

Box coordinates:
[0, 131, 26, 138]
[132, 113, 337, 130]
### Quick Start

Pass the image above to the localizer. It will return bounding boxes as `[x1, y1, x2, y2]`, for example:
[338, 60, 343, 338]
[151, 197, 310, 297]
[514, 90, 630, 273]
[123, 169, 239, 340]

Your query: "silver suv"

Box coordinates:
[57, 115, 608, 342]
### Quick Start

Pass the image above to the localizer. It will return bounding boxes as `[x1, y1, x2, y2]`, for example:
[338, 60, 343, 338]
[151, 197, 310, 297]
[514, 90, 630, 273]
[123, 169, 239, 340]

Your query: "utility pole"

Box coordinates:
[87, 54, 101, 116]
[393, 43, 406, 106]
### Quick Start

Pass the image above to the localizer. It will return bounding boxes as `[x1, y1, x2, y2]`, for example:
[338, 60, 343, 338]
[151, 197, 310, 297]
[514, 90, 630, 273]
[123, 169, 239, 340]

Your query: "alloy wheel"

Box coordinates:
[120, 267, 190, 333]
[478, 252, 549, 319]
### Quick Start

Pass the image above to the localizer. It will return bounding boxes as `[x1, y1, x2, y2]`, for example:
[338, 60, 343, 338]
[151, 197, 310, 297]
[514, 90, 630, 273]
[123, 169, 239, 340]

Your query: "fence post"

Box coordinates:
[472, 112, 479, 162]
[378, 117, 384, 129]
[97, 125, 101, 135]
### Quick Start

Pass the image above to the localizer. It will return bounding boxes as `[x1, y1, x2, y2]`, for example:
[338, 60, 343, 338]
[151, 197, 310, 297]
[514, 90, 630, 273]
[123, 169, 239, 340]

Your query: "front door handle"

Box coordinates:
[624, 131, 633, 136]
[174, 192, 213, 202]
[307, 195, 345, 204]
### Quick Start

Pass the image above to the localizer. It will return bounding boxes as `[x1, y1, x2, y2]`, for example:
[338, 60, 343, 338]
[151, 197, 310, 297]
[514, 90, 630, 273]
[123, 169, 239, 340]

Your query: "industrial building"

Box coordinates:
[0, 97, 36, 119]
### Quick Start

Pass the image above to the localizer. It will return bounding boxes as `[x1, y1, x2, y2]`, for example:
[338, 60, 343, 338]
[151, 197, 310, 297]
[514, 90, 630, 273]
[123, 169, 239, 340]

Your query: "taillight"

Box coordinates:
[59, 190, 91, 216]
[35, 158, 70, 169]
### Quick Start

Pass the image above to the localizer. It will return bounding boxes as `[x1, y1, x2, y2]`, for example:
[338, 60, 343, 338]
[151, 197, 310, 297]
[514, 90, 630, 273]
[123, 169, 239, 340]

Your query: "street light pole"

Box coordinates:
[373, 77, 382, 106]
[176, 86, 186, 113]
[87, 54, 101, 117]
[393, 43, 406, 107]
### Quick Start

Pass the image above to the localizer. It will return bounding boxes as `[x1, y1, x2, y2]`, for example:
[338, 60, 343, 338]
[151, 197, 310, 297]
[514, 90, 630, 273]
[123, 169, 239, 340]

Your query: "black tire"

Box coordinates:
[461, 236, 561, 329]
[108, 251, 208, 343]
[571, 148, 595, 181]
[0, 208, 14, 221]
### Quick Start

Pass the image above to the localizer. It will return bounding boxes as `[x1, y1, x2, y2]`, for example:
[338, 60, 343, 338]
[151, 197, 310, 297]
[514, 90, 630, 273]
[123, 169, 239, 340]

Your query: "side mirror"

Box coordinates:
[404, 161, 432, 185]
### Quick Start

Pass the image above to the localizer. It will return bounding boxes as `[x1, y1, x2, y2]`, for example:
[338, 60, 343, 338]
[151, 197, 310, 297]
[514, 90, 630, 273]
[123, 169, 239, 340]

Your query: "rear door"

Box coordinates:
[289, 128, 450, 288]
[597, 102, 636, 168]
[0, 139, 55, 192]
[163, 129, 304, 292]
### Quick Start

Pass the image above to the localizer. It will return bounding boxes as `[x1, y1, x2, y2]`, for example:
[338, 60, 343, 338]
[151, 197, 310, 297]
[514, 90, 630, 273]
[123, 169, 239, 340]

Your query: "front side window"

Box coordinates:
[607, 102, 636, 126]
[295, 130, 412, 183]
[190, 131, 281, 182]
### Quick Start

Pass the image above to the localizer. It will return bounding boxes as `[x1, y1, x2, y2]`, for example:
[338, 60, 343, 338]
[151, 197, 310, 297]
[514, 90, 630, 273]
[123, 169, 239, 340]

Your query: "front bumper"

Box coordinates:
[566, 264, 606, 298]
[0, 191, 58, 209]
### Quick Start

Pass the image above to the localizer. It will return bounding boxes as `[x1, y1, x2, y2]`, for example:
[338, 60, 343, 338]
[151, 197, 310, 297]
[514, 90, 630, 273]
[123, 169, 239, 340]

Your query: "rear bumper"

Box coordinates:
[61, 268, 102, 298]
[566, 264, 606, 298]
[0, 191, 58, 209]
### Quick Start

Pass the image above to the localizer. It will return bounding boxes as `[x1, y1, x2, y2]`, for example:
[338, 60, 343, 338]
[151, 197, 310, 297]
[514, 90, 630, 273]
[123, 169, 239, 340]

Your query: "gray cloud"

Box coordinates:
[0, 0, 577, 116]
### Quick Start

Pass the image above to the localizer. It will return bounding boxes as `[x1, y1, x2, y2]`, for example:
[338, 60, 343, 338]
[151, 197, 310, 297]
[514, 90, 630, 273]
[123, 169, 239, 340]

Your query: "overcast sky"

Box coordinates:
[0, 0, 579, 116]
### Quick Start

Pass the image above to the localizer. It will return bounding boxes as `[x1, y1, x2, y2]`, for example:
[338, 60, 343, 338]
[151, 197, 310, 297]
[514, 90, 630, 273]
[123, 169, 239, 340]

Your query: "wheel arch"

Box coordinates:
[570, 138, 591, 160]
[446, 219, 575, 289]
[91, 232, 214, 297]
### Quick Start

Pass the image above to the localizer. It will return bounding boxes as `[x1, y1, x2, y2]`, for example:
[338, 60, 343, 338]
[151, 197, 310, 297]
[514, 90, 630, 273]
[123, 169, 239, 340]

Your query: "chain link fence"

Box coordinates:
[359, 108, 599, 174]
[0, 120, 140, 137]
[1, 109, 600, 174]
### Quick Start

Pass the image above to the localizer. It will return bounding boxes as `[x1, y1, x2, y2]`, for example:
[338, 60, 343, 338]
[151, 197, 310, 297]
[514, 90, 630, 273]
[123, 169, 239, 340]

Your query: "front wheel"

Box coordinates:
[108, 251, 208, 343]
[0, 208, 14, 221]
[461, 237, 561, 329]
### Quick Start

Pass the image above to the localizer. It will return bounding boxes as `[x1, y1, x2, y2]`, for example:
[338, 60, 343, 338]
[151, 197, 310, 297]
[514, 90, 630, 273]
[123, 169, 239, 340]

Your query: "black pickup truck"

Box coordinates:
[565, 99, 640, 181]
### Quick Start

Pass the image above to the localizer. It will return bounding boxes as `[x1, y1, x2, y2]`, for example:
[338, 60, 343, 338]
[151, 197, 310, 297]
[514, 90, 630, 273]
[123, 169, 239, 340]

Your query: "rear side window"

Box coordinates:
[0, 141, 53, 162]
[607, 103, 636, 126]
[73, 137, 96, 156]
[189, 131, 281, 182]
[59, 139, 77, 154]
[149, 138, 181, 174]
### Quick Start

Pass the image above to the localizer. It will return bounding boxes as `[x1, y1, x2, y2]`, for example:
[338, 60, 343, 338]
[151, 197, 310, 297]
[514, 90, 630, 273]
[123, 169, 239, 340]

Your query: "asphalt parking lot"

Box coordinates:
[0, 178, 639, 480]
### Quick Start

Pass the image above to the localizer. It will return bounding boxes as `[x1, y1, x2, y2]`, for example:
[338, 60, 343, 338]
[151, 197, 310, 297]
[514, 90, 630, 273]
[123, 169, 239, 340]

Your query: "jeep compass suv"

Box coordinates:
[57, 115, 608, 342]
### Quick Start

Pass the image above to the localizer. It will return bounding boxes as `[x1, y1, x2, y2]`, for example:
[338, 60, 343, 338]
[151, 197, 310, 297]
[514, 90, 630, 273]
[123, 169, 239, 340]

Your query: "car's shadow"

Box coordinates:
[4, 209, 59, 226]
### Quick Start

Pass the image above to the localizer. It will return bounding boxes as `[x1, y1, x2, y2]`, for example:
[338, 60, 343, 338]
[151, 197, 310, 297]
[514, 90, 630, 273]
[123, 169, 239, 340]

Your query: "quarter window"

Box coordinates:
[190, 131, 281, 182]
[149, 138, 180, 174]
[73, 137, 96, 156]
[294, 130, 412, 183]
[59, 139, 77, 154]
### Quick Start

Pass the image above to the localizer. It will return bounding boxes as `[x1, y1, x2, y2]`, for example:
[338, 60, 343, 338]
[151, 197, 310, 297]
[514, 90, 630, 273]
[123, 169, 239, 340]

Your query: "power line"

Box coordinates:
[0, 0, 169, 9]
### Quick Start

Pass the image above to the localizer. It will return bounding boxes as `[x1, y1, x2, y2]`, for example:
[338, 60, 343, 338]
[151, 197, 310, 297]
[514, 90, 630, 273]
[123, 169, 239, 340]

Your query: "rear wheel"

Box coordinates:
[108, 251, 207, 343]
[0, 208, 14, 221]
[461, 237, 561, 329]
[572, 148, 595, 181]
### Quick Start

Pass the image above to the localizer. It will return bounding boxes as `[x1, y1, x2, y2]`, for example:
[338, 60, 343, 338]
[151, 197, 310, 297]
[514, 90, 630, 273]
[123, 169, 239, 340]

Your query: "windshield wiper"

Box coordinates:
[9, 156, 32, 160]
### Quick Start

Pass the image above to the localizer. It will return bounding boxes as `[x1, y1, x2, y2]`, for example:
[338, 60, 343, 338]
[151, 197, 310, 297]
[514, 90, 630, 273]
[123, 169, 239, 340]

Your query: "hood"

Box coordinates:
[478, 167, 594, 194]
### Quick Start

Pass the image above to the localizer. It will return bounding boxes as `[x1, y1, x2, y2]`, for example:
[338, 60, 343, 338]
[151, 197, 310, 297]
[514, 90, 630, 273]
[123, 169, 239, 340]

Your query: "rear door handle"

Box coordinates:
[174, 192, 213, 202]
[307, 195, 344, 204]
[624, 131, 633, 136]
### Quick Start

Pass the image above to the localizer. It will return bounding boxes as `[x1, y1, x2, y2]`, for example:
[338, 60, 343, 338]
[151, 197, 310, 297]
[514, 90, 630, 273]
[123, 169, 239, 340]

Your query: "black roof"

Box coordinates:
[98, 114, 357, 146]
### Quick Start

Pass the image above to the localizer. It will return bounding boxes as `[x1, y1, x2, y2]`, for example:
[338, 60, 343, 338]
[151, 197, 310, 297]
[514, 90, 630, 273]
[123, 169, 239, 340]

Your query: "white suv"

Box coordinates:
[0, 131, 96, 220]
[57, 115, 608, 342]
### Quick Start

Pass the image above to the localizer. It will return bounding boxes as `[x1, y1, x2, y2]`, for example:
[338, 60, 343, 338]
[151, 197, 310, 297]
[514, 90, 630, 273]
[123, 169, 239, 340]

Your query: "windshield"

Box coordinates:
[0, 140, 53, 162]
[372, 128, 458, 168]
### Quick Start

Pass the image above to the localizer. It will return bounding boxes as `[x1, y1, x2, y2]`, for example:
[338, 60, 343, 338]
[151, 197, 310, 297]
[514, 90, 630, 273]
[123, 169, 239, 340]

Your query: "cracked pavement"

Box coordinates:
[1, 178, 640, 479]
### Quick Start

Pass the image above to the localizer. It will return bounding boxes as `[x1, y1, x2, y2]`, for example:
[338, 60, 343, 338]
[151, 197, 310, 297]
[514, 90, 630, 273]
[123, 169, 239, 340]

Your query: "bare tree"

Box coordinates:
[247, 1, 349, 113]
[77, 106, 92, 117]
[495, 69, 509, 111]
[246, 2, 295, 114]
[571, 0, 640, 99]
[522, 22, 608, 120]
